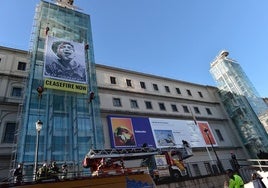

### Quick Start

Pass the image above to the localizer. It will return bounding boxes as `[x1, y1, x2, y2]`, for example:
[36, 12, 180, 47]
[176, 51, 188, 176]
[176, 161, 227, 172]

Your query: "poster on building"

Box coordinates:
[197, 121, 217, 146]
[153, 129, 176, 147]
[107, 116, 216, 149]
[111, 117, 136, 147]
[107, 116, 156, 148]
[149, 118, 207, 148]
[43, 36, 87, 84]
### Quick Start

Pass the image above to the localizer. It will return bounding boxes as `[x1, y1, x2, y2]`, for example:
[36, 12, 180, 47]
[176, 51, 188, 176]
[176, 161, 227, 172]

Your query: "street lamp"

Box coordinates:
[34, 120, 43, 180]
[203, 128, 224, 173]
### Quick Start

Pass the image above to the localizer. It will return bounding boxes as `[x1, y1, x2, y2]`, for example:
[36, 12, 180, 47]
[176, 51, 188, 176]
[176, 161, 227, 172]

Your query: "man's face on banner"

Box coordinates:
[57, 43, 75, 61]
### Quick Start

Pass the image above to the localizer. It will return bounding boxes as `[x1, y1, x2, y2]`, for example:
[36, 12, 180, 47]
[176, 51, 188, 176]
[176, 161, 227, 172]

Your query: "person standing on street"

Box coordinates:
[226, 169, 244, 188]
[252, 172, 266, 188]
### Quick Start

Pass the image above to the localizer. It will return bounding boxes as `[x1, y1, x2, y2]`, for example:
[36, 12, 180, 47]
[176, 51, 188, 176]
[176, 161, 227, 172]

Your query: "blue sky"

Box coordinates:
[1, 0, 268, 97]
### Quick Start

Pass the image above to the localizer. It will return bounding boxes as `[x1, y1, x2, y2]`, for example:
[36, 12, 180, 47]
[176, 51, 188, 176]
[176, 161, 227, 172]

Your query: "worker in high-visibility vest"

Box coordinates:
[226, 169, 244, 188]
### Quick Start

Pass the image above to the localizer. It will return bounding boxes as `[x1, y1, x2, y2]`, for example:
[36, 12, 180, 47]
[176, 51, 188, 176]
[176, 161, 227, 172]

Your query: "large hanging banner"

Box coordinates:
[108, 116, 156, 148]
[43, 36, 88, 93]
[107, 116, 218, 149]
[44, 78, 87, 94]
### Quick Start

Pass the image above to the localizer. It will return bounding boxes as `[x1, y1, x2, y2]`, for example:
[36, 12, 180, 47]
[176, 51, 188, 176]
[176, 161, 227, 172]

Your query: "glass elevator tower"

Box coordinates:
[210, 51, 268, 157]
[14, 0, 104, 177]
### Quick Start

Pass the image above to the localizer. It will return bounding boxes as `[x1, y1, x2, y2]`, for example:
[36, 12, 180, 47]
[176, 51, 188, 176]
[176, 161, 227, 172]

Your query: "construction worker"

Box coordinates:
[13, 163, 23, 184]
[226, 169, 244, 188]
[49, 161, 60, 181]
[61, 163, 68, 180]
[37, 163, 49, 179]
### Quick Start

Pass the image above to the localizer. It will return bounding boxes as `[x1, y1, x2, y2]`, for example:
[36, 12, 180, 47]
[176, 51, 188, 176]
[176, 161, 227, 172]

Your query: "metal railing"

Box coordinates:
[2, 158, 268, 185]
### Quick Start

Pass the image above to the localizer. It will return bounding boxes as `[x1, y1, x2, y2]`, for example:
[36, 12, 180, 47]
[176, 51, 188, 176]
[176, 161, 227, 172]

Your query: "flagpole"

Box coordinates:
[189, 107, 214, 163]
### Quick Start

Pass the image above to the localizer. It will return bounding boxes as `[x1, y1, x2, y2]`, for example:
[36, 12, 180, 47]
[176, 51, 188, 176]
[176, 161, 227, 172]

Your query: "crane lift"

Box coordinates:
[82, 143, 193, 182]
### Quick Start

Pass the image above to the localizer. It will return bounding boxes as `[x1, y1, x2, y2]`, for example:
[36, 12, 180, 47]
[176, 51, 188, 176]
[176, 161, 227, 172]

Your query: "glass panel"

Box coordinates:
[3, 123, 16, 143]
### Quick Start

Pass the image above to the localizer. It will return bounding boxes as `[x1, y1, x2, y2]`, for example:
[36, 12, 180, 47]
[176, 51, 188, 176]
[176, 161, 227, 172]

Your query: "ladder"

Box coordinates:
[85, 146, 192, 160]
[85, 147, 159, 160]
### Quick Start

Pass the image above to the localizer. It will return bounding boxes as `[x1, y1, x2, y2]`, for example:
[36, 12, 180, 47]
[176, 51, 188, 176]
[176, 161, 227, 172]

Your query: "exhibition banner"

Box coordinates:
[107, 116, 156, 148]
[149, 118, 207, 148]
[197, 121, 217, 145]
[107, 116, 217, 148]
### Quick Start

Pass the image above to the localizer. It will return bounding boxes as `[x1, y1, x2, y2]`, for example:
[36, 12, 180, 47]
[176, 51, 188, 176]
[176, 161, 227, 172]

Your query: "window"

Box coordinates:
[215, 129, 224, 141]
[145, 101, 153, 109]
[153, 84, 158, 91]
[113, 98, 122, 107]
[194, 107, 200, 114]
[11, 87, 22, 97]
[186, 89, 192, 96]
[192, 164, 201, 176]
[204, 162, 212, 175]
[17, 61, 26, 71]
[171, 104, 178, 112]
[53, 95, 64, 111]
[130, 99, 139, 109]
[176, 88, 181, 94]
[198, 91, 203, 98]
[159, 103, 166, 111]
[182, 105, 189, 113]
[3, 123, 16, 143]
[140, 81, 146, 89]
[206, 108, 212, 115]
[110, 76, 116, 84]
[52, 136, 65, 152]
[165, 86, 170, 93]
[126, 79, 132, 87]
